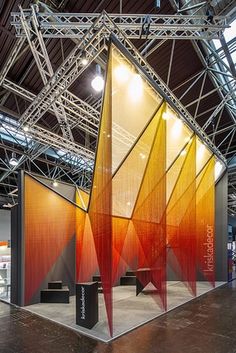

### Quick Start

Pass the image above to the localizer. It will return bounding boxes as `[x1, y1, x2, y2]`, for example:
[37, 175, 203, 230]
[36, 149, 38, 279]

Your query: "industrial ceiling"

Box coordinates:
[0, 0, 235, 213]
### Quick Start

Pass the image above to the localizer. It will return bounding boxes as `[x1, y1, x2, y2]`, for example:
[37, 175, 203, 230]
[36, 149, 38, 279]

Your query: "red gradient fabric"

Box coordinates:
[133, 108, 167, 309]
[167, 137, 196, 296]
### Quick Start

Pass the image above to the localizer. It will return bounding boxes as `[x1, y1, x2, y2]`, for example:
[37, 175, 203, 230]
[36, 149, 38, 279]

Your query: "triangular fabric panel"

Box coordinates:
[133, 111, 167, 309]
[88, 50, 113, 336]
[112, 217, 130, 285]
[112, 105, 163, 218]
[24, 175, 75, 305]
[196, 157, 215, 286]
[111, 46, 162, 173]
[166, 137, 196, 296]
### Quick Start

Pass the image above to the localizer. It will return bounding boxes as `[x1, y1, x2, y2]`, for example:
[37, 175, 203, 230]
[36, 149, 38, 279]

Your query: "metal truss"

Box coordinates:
[0, 37, 25, 86]
[2, 78, 136, 146]
[0, 114, 94, 170]
[18, 18, 106, 129]
[9, 6, 226, 165]
[0, 114, 94, 191]
[19, 5, 74, 141]
[11, 10, 228, 40]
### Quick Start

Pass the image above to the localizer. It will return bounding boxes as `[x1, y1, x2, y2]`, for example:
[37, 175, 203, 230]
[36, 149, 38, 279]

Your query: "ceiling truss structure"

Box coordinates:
[0, 2, 235, 213]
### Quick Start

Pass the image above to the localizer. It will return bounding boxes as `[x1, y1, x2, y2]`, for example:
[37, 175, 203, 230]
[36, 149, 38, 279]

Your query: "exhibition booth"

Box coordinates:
[10, 41, 228, 342]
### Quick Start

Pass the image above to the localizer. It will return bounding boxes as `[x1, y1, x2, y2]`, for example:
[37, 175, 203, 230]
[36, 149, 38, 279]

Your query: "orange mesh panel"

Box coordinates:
[133, 108, 167, 309]
[112, 105, 163, 218]
[196, 157, 215, 286]
[167, 137, 196, 295]
[24, 175, 75, 305]
[88, 50, 113, 336]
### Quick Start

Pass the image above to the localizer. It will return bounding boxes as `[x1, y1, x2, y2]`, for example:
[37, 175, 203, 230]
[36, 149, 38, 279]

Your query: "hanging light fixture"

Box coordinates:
[52, 180, 58, 187]
[9, 152, 18, 167]
[91, 64, 104, 92]
[81, 51, 88, 66]
[23, 125, 29, 132]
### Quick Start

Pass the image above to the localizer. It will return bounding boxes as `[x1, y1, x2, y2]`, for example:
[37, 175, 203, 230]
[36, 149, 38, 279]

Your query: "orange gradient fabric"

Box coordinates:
[88, 50, 113, 336]
[196, 157, 215, 285]
[24, 175, 75, 305]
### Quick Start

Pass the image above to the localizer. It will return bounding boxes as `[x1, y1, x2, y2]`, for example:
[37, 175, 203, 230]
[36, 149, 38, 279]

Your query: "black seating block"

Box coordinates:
[126, 271, 135, 276]
[48, 281, 62, 289]
[120, 276, 136, 285]
[92, 275, 101, 282]
[40, 287, 69, 303]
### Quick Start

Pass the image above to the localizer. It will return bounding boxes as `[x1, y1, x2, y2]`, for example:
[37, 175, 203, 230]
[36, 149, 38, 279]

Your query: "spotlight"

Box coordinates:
[91, 64, 104, 92]
[81, 53, 88, 66]
[128, 73, 143, 101]
[81, 57, 88, 66]
[9, 153, 18, 167]
[52, 180, 58, 187]
[23, 125, 29, 132]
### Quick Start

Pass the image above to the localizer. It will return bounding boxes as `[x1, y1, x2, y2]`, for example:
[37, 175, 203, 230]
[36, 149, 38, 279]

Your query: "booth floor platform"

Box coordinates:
[25, 281, 225, 342]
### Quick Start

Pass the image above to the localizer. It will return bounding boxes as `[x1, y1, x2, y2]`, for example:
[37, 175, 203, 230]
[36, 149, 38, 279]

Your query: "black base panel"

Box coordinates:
[48, 281, 63, 289]
[40, 287, 69, 303]
[120, 276, 136, 285]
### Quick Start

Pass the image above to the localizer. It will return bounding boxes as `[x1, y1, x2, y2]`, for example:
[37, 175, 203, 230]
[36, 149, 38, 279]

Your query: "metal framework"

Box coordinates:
[9, 6, 227, 163]
[11, 10, 228, 40]
[0, 3, 234, 208]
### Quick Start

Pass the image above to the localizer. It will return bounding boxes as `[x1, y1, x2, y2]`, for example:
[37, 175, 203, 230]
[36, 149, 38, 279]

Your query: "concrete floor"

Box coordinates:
[25, 281, 225, 342]
[0, 280, 236, 353]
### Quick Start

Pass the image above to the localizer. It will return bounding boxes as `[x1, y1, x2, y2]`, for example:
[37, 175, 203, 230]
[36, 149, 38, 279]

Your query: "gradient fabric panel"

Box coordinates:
[196, 157, 215, 286]
[111, 46, 161, 173]
[112, 216, 130, 285]
[24, 175, 75, 305]
[76, 188, 89, 211]
[133, 106, 167, 309]
[166, 105, 192, 169]
[167, 137, 196, 295]
[112, 104, 162, 218]
[88, 51, 113, 336]
[75, 191, 98, 282]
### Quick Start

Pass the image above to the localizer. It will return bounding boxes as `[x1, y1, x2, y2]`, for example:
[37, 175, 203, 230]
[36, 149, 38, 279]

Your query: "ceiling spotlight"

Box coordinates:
[91, 64, 104, 92]
[81, 58, 88, 66]
[81, 51, 88, 66]
[23, 125, 29, 132]
[52, 180, 58, 187]
[9, 153, 18, 167]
